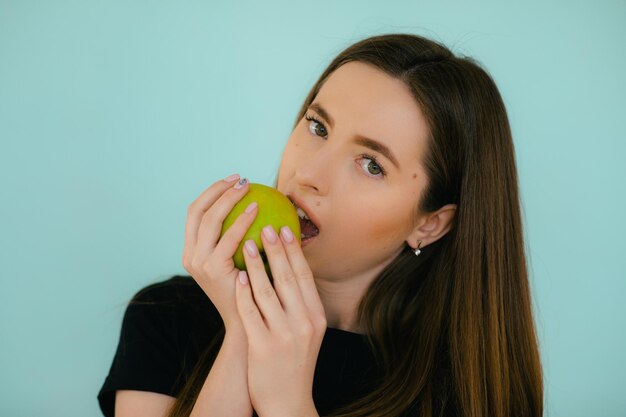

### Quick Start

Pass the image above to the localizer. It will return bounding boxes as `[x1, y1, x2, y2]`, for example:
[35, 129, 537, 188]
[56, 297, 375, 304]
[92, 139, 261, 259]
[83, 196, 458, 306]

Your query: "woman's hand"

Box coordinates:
[235, 224, 326, 417]
[182, 174, 258, 332]
[183, 175, 257, 417]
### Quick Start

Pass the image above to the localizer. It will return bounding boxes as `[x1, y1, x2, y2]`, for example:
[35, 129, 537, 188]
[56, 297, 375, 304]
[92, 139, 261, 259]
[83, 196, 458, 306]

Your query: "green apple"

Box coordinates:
[220, 183, 301, 275]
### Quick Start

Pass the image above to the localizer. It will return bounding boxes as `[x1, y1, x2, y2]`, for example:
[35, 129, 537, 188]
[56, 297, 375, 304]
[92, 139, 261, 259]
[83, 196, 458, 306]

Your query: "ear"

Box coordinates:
[406, 204, 457, 250]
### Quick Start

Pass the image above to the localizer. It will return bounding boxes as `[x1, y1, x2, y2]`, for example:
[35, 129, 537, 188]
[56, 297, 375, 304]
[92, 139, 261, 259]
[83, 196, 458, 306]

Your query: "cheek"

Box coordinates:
[340, 199, 412, 245]
[369, 211, 409, 244]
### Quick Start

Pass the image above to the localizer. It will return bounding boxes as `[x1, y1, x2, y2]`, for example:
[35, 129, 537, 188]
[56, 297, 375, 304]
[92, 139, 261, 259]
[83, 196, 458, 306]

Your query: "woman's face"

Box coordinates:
[276, 61, 431, 281]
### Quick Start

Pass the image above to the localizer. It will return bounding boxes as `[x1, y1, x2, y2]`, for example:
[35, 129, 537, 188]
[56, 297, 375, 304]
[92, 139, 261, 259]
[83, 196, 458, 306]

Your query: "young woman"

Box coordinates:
[98, 33, 543, 417]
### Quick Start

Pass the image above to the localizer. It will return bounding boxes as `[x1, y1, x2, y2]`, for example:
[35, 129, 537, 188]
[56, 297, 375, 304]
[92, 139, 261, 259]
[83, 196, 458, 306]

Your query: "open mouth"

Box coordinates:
[288, 197, 320, 242]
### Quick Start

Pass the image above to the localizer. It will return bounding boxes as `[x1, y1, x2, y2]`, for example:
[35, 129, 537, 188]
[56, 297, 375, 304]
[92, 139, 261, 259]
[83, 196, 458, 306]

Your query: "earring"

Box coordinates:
[414, 240, 422, 257]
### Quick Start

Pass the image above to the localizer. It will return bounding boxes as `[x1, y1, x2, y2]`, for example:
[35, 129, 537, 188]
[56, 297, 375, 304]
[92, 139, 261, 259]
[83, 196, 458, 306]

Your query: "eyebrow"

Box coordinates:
[307, 102, 401, 169]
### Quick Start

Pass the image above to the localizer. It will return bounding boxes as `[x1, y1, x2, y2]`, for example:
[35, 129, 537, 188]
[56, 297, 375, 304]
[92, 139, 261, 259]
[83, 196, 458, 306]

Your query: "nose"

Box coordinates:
[295, 144, 333, 196]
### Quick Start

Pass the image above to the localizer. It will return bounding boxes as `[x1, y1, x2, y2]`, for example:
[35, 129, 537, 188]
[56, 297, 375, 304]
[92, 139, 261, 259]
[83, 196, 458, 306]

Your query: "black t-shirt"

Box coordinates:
[98, 275, 382, 417]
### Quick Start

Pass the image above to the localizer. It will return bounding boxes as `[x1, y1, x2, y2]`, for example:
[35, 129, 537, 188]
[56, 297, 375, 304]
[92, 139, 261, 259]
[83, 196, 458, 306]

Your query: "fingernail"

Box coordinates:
[238, 270, 248, 285]
[234, 178, 248, 190]
[262, 225, 277, 243]
[223, 173, 240, 182]
[244, 240, 258, 257]
[280, 226, 294, 243]
[245, 202, 258, 214]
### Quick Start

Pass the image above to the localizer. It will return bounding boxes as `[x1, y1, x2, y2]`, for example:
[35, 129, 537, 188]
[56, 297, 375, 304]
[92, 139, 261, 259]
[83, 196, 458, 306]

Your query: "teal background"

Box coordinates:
[1, 1, 624, 416]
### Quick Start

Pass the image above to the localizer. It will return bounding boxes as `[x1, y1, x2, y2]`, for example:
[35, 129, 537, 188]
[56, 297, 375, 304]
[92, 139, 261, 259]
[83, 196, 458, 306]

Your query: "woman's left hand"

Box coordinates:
[235, 224, 326, 417]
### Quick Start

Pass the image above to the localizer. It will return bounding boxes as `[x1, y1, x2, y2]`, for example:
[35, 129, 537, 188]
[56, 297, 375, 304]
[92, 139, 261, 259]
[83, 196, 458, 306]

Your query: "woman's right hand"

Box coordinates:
[182, 174, 258, 332]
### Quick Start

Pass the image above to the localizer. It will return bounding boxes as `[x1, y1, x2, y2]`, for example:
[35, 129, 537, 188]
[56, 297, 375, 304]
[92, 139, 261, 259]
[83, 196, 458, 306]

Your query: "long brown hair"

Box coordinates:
[167, 33, 543, 417]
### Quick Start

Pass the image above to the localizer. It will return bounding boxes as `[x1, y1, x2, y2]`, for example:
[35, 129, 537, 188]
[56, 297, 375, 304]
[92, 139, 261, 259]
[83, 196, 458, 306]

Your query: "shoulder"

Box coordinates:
[98, 275, 222, 416]
[130, 274, 206, 304]
[123, 275, 223, 339]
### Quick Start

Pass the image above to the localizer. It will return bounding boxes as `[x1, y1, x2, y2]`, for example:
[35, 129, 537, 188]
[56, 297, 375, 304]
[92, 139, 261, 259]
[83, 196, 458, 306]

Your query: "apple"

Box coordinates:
[220, 183, 301, 276]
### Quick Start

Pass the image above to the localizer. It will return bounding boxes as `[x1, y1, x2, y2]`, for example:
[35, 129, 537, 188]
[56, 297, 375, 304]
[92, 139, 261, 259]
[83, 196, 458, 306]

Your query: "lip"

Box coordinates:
[286, 192, 322, 233]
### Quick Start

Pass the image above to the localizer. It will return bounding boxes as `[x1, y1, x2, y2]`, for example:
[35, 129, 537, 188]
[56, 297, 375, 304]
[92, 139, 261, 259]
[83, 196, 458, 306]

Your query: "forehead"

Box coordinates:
[314, 61, 430, 169]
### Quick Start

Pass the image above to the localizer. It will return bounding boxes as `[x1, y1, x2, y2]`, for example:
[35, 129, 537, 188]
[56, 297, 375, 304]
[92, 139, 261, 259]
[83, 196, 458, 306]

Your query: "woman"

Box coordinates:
[99, 33, 543, 417]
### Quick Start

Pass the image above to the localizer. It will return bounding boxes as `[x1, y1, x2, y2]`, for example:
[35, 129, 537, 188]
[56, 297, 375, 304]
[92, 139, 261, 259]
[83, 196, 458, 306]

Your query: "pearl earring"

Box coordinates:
[414, 240, 422, 257]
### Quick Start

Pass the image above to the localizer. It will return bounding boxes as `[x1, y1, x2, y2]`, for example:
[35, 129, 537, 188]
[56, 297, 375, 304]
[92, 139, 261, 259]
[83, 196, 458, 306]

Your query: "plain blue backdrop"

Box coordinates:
[1, 1, 624, 416]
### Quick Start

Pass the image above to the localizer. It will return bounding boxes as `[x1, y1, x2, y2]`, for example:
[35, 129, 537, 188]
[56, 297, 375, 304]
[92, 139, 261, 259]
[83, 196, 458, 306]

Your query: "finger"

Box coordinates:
[183, 174, 241, 264]
[242, 238, 288, 330]
[194, 178, 251, 259]
[259, 225, 308, 318]
[211, 201, 259, 266]
[235, 270, 268, 341]
[279, 226, 326, 320]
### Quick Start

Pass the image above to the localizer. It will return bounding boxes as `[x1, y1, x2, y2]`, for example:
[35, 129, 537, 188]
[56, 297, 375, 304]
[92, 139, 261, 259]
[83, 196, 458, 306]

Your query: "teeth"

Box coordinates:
[296, 207, 309, 220]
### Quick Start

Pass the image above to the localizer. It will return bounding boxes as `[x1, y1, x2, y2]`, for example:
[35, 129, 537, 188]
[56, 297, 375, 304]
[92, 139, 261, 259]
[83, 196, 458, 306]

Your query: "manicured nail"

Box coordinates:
[280, 226, 294, 243]
[244, 240, 258, 257]
[238, 270, 248, 285]
[245, 202, 258, 214]
[262, 225, 277, 243]
[223, 173, 240, 182]
[234, 178, 248, 190]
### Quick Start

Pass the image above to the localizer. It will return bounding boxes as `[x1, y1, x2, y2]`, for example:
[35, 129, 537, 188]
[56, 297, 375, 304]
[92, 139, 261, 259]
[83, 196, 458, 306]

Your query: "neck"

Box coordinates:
[312, 245, 405, 334]
[315, 278, 365, 333]
[314, 261, 392, 334]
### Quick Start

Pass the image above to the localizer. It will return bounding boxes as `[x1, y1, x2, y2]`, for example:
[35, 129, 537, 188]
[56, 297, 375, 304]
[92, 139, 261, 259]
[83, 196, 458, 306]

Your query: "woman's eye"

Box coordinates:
[359, 156, 386, 177]
[305, 115, 328, 138]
